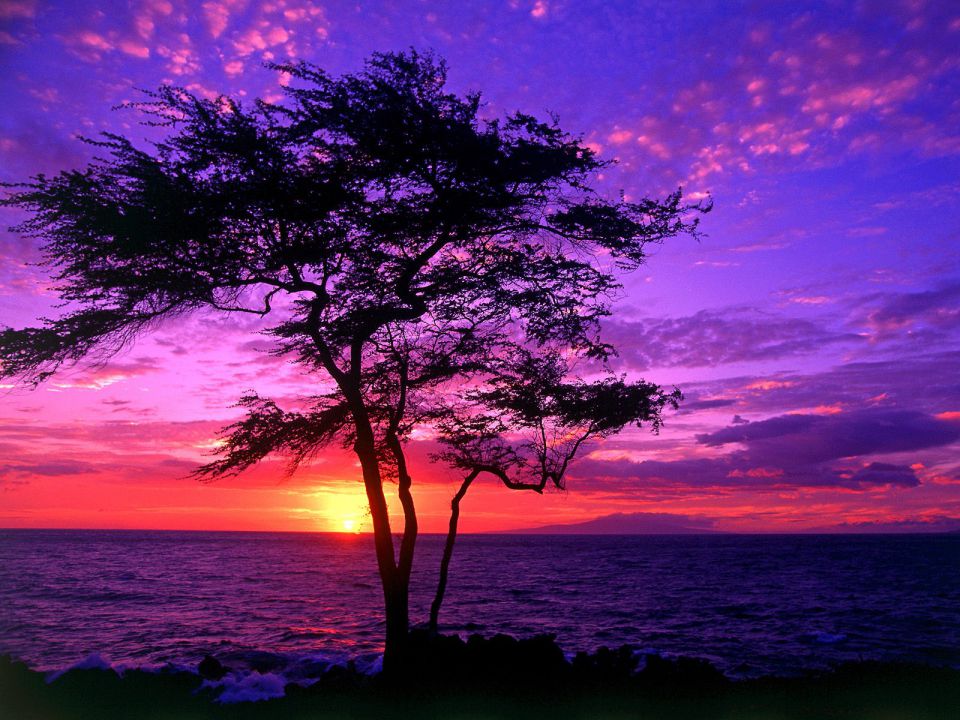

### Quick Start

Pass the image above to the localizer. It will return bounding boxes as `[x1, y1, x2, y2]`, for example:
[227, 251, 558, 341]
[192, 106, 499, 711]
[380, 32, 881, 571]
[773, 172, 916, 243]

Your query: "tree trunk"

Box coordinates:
[383, 582, 409, 669]
[384, 433, 417, 670]
[311, 325, 416, 672]
[353, 432, 408, 671]
[429, 469, 479, 633]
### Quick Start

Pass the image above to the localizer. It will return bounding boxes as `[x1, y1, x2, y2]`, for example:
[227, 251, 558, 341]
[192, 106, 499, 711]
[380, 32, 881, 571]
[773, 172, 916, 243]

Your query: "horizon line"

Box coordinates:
[1, 526, 958, 536]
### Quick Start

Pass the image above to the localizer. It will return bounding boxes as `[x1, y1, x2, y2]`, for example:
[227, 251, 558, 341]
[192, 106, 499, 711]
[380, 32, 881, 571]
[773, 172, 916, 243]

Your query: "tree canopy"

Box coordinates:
[0, 50, 708, 666]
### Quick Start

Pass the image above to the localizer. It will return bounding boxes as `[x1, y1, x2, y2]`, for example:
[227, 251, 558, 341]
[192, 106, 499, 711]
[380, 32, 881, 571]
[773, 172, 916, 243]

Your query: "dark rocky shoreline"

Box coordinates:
[3, 633, 959, 719]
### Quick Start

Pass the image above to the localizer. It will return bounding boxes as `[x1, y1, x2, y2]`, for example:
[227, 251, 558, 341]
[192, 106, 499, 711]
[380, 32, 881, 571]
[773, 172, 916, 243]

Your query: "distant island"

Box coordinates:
[506, 512, 960, 534]
[806, 518, 960, 534]
[508, 512, 723, 534]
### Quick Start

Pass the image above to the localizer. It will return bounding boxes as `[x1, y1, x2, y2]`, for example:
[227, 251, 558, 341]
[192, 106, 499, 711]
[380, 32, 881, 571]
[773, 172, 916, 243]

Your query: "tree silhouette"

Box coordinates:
[0, 50, 707, 668]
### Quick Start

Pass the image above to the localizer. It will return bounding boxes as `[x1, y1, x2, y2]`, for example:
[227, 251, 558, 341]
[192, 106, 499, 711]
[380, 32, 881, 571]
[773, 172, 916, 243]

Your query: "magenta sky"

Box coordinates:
[1, 0, 959, 533]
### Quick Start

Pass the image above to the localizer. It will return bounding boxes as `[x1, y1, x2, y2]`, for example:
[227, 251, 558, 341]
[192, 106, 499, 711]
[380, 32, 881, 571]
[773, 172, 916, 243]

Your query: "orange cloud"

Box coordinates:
[785, 404, 844, 416]
[727, 467, 785, 479]
[746, 379, 796, 391]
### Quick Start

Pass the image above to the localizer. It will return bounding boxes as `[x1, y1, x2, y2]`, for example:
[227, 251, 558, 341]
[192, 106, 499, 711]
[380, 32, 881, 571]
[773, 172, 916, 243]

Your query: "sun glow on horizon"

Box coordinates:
[310, 484, 372, 533]
[341, 517, 360, 533]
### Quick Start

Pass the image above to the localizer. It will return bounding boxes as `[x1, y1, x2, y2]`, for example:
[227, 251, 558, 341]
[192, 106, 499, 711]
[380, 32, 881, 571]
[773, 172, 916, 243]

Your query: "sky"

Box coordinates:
[1, 0, 959, 534]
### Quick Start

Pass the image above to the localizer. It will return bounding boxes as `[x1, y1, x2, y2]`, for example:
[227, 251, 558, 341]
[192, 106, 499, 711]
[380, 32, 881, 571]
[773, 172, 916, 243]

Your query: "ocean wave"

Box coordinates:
[37, 648, 384, 703]
[206, 672, 288, 703]
[45, 652, 114, 681]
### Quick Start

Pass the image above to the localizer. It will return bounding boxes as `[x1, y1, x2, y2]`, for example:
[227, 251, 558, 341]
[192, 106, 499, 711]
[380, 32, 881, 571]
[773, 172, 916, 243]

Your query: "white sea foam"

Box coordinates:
[209, 671, 289, 703]
[45, 652, 113, 682]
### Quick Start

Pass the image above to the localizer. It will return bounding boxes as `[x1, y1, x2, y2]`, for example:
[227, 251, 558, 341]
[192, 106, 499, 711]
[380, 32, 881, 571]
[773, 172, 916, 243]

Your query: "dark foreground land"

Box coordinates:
[3, 633, 959, 720]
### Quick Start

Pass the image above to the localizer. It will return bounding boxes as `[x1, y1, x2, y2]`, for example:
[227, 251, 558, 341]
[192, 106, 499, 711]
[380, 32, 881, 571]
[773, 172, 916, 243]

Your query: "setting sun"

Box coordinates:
[311, 484, 373, 533]
[341, 518, 359, 533]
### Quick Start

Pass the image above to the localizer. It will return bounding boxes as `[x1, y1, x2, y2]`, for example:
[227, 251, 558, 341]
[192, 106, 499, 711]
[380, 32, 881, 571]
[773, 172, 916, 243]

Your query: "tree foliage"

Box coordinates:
[433, 348, 681, 485]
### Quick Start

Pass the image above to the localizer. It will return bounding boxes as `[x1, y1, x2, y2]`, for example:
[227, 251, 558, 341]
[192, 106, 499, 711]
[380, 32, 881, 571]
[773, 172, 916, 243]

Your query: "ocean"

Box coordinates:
[2, 530, 958, 684]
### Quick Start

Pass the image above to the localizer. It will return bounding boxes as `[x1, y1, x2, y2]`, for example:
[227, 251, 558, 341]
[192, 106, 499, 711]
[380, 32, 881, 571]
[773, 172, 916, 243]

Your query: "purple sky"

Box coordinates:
[1, 0, 959, 533]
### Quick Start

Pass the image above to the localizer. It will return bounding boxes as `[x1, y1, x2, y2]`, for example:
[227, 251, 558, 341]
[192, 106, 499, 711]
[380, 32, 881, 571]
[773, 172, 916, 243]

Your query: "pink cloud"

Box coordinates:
[716, 18, 960, 169]
[233, 28, 269, 55]
[530, 1, 548, 20]
[861, 283, 960, 341]
[672, 80, 725, 120]
[738, 121, 811, 157]
[119, 39, 151, 58]
[223, 59, 245, 76]
[803, 75, 920, 115]
[49, 358, 160, 391]
[689, 143, 749, 182]
[787, 404, 845, 416]
[60, 27, 153, 63]
[0, 0, 36, 19]
[146, 0, 173, 14]
[282, 1, 327, 25]
[746, 380, 796, 391]
[635, 134, 671, 160]
[76, 31, 113, 52]
[184, 82, 220, 100]
[789, 296, 832, 306]
[133, 14, 155, 38]
[610, 115, 682, 164]
[202, 0, 234, 38]
[607, 129, 632, 145]
[730, 239, 793, 253]
[202, 0, 328, 53]
[156, 36, 200, 76]
[727, 467, 784, 479]
[133, 0, 173, 39]
[265, 25, 289, 44]
[28, 86, 58, 104]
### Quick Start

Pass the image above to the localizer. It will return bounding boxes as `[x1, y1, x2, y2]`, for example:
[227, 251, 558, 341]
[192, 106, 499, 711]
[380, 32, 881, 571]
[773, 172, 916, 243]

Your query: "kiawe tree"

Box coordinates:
[0, 50, 707, 668]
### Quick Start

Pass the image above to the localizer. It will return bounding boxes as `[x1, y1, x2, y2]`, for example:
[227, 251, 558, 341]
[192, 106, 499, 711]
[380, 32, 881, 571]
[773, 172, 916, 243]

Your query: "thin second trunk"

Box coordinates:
[429, 469, 479, 633]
